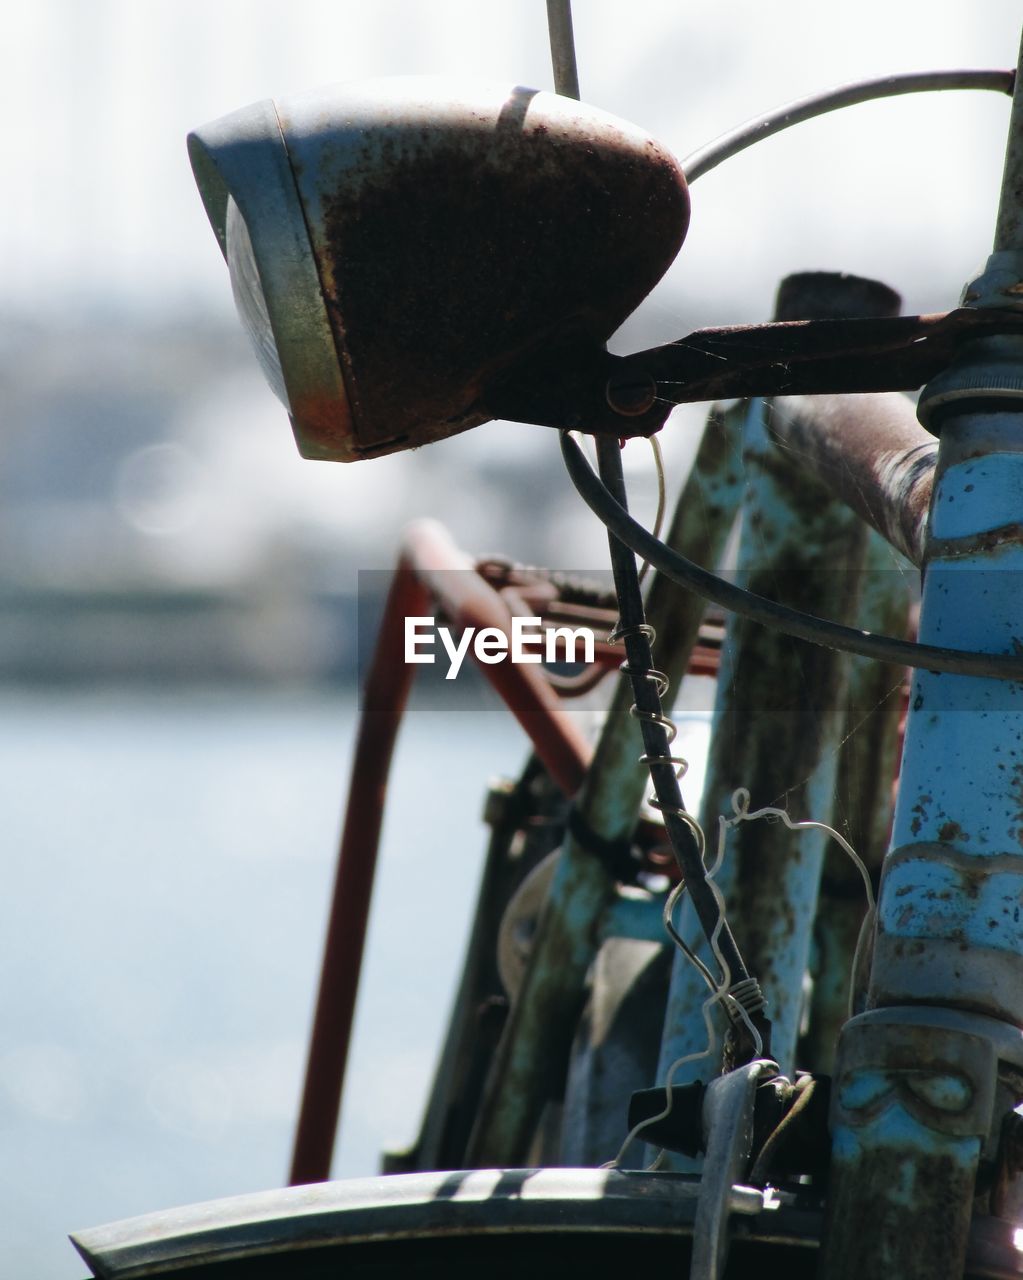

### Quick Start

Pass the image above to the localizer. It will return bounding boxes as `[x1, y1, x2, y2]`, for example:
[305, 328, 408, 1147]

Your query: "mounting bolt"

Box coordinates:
[605, 369, 657, 417]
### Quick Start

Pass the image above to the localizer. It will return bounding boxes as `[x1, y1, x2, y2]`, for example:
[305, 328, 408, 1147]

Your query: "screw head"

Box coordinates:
[605, 370, 657, 417]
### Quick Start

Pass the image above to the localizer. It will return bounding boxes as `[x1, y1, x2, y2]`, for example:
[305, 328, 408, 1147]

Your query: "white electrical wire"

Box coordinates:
[723, 787, 874, 911]
[605, 788, 871, 1169]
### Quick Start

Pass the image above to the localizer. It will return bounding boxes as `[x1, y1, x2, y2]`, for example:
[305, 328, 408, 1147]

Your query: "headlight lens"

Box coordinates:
[225, 195, 289, 409]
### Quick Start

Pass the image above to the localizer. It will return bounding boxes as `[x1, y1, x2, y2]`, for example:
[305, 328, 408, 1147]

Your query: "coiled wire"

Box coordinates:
[612, 623, 690, 769]
[608, 618, 767, 1042]
[609, 619, 700, 832]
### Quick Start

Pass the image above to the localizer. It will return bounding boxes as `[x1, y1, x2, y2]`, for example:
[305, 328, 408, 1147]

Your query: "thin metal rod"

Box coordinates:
[683, 69, 1013, 185]
[546, 0, 580, 99]
[994, 31, 1023, 251]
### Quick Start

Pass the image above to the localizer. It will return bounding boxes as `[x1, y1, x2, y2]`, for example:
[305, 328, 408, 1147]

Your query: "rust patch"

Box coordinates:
[311, 109, 689, 450]
[928, 521, 1023, 562]
[1011, 762, 1023, 846]
[825, 1146, 977, 1279]
[910, 793, 932, 837]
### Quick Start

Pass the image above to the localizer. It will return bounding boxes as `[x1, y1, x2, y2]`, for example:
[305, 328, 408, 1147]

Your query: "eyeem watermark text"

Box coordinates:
[405, 615, 595, 680]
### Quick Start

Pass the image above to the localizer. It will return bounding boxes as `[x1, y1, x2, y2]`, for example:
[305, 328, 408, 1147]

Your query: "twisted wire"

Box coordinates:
[726, 976, 768, 1020]
[608, 620, 703, 844]
[600, 616, 767, 1170]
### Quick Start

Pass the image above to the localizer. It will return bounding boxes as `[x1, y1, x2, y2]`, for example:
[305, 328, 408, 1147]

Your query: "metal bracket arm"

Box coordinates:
[484, 308, 1023, 439]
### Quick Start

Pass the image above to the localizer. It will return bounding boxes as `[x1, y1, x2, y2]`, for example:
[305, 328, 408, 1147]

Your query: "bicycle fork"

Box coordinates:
[822, 28, 1023, 1280]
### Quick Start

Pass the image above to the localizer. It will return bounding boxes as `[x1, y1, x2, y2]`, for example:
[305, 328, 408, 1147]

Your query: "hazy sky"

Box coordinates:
[5, 1, 1022, 325]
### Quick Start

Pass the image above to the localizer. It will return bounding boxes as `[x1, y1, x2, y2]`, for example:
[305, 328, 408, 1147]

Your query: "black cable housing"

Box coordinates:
[563, 432, 1023, 682]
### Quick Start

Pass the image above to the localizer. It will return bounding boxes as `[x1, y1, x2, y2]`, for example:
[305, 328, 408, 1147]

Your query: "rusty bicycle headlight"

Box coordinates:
[190, 71, 1016, 466]
[188, 77, 691, 462]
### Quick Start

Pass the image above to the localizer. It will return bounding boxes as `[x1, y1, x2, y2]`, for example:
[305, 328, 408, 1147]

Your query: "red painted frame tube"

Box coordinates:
[288, 553, 427, 1186]
[289, 519, 594, 1185]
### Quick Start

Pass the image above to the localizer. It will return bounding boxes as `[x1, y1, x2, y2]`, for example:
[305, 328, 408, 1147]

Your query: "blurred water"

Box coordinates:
[0, 687, 711, 1278]
[0, 689, 533, 1278]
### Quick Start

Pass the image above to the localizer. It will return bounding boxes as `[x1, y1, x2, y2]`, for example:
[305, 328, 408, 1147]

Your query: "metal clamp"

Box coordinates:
[691, 1059, 780, 1280]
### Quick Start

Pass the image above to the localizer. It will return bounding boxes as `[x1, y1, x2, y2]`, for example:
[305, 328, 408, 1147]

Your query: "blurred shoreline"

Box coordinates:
[0, 310, 688, 688]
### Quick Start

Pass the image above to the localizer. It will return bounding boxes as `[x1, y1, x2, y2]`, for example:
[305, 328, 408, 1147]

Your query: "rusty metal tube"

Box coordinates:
[464, 411, 745, 1167]
[406, 523, 593, 796]
[289, 556, 427, 1186]
[823, 35, 1023, 1278]
[801, 532, 909, 1074]
[769, 393, 936, 567]
[290, 519, 594, 1185]
[655, 272, 900, 1111]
